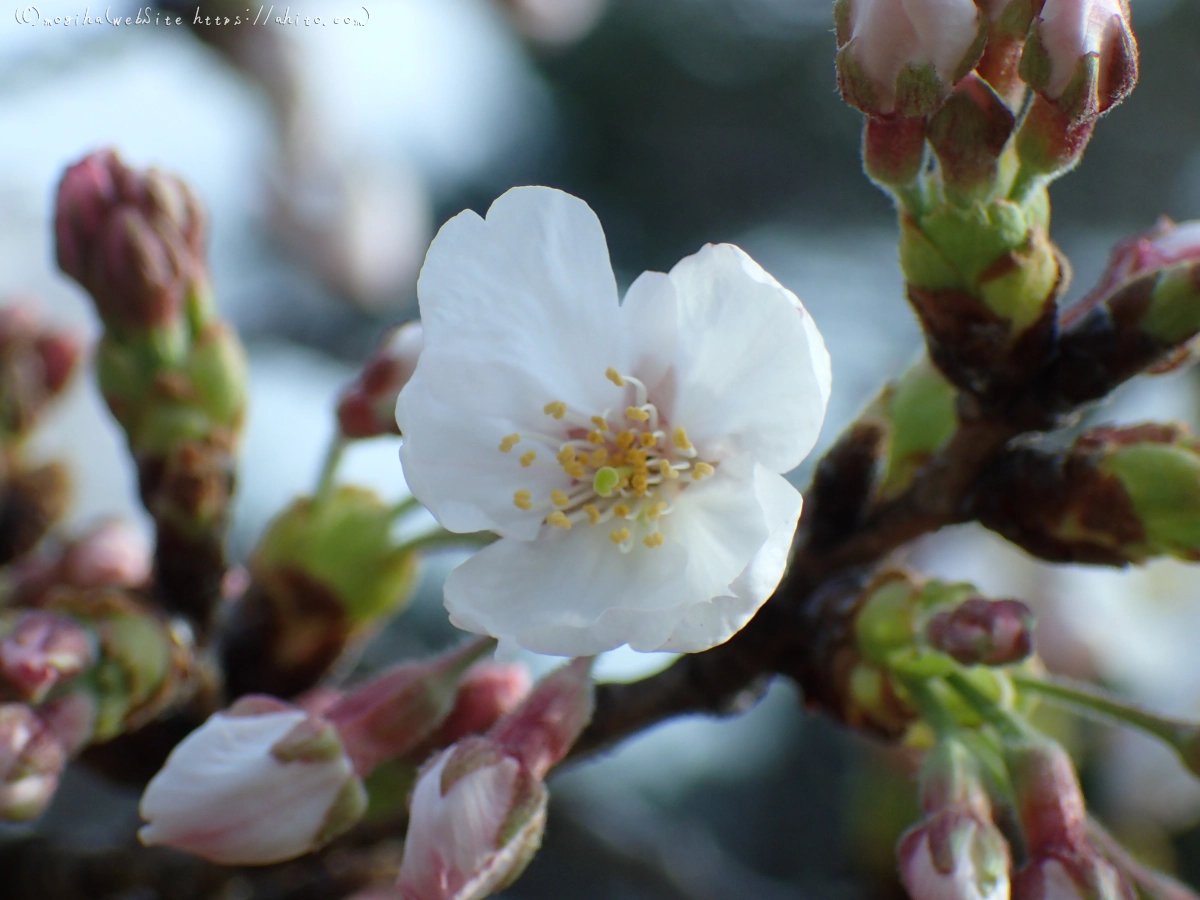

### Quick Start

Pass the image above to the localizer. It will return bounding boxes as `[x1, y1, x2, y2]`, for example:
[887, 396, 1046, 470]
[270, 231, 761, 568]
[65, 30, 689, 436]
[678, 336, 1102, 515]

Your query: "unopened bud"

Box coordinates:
[1014, 851, 1136, 900]
[1007, 737, 1087, 853]
[396, 736, 547, 900]
[55, 149, 206, 332]
[926, 598, 1035, 666]
[424, 662, 532, 751]
[927, 74, 1016, 203]
[1014, 94, 1097, 182]
[324, 638, 496, 775]
[139, 700, 366, 865]
[1019, 0, 1137, 124]
[59, 520, 152, 591]
[899, 808, 1011, 900]
[337, 321, 423, 439]
[489, 657, 594, 780]
[0, 611, 95, 703]
[834, 0, 986, 118]
[0, 703, 66, 821]
[0, 305, 80, 437]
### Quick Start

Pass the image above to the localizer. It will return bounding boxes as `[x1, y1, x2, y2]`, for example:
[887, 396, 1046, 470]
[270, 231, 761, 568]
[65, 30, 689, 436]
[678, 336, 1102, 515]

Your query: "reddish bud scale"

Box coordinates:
[1007, 739, 1087, 854]
[337, 321, 422, 439]
[862, 116, 928, 190]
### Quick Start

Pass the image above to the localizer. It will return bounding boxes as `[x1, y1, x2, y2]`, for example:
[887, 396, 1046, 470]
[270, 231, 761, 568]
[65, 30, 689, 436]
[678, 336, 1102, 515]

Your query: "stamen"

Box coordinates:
[583, 504, 601, 525]
[557, 446, 577, 466]
[543, 401, 568, 419]
[613, 503, 631, 518]
[643, 532, 665, 548]
[625, 406, 650, 423]
[591, 415, 609, 431]
[520, 451, 537, 467]
[551, 489, 571, 508]
[657, 459, 679, 480]
[499, 434, 520, 452]
[610, 527, 631, 544]
[605, 368, 625, 387]
[564, 463, 586, 479]
[648, 500, 669, 520]
[577, 451, 591, 467]
[616, 431, 636, 450]
[588, 431, 606, 444]
[640, 432, 658, 448]
[672, 426, 693, 452]
[591, 448, 609, 467]
[693, 462, 715, 481]
[513, 490, 532, 510]
[546, 511, 572, 530]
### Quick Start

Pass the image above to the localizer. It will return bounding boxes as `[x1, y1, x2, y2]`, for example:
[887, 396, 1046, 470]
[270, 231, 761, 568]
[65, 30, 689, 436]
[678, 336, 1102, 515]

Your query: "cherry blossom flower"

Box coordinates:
[396, 186, 831, 656]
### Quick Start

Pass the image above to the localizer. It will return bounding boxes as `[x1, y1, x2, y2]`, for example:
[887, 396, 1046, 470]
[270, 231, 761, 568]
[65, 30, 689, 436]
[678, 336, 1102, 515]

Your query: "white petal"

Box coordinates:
[397, 379, 567, 539]
[618, 269, 680, 395]
[658, 461, 802, 653]
[663, 243, 831, 473]
[138, 711, 353, 865]
[444, 525, 690, 656]
[414, 186, 624, 423]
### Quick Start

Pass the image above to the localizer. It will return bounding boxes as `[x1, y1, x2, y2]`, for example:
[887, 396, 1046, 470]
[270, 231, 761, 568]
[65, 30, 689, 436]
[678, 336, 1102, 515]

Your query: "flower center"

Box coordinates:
[499, 367, 716, 552]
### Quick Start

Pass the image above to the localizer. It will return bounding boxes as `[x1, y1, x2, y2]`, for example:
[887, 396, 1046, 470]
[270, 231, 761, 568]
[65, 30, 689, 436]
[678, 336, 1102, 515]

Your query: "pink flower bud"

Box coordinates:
[926, 597, 1035, 666]
[1014, 850, 1136, 900]
[138, 700, 366, 865]
[1020, 0, 1137, 122]
[0, 703, 66, 822]
[898, 809, 1012, 900]
[834, 0, 985, 118]
[323, 638, 496, 775]
[0, 303, 81, 435]
[0, 611, 96, 703]
[59, 521, 153, 590]
[395, 737, 548, 900]
[488, 657, 593, 780]
[1074, 218, 1200, 317]
[1007, 739, 1087, 854]
[55, 149, 207, 331]
[337, 321, 423, 439]
[424, 662, 532, 750]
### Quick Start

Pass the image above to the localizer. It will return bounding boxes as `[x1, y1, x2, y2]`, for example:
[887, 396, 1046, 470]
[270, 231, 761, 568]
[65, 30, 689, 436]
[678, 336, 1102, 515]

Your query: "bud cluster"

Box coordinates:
[833, 0, 1139, 408]
[841, 571, 1031, 736]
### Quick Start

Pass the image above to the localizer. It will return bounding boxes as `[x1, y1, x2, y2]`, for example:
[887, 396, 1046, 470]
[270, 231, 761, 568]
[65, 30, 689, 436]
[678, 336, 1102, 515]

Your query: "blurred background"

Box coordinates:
[2, 1, 1200, 897]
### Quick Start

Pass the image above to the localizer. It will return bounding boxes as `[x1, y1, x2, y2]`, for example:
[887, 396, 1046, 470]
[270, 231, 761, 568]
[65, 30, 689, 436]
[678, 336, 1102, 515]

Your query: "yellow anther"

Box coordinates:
[640, 432, 658, 448]
[577, 451, 591, 467]
[583, 504, 601, 525]
[591, 415, 609, 430]
[543, 401, 567, 419]
[657, 459, 679, 480]
[631, 474, 649, 495]
[625, 406, 650, 423]
[627, 449, 648, 467]
[513, 490, 532, 510]
[648, 500, 669, 520]
[616, 431, 636, 450]
[693, 461, 715, 481]
[643, 532, 665, 548]
[499, 434, 520, 452]
[519, 450, 537, 467]
[609, 451, 626, 467]
[588, 431, 606, 445]
[591, 448, 609, 467]
[613, 503, 631, 518]
[610, 527, 631, 544]
[606, 367, 626, 387]
[551, 489, 571, 508]
[557, 446, 577, 466]
[546, 511, 572, 530]
[672, 426, 693, 451]
[565, 463, 586, 479]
